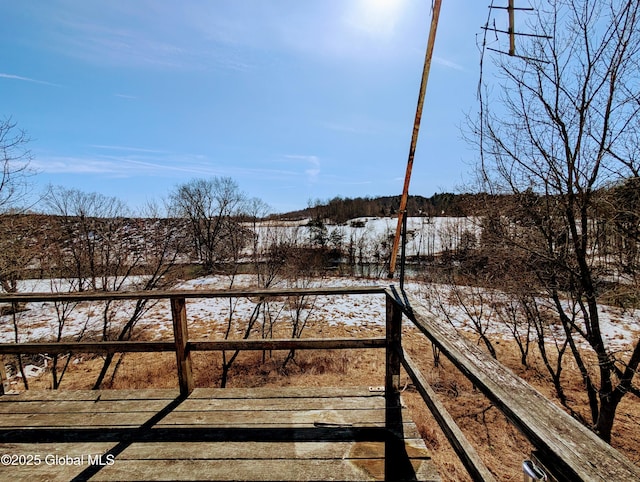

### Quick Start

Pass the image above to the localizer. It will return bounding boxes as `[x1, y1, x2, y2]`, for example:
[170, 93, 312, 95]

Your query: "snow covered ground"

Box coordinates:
[249, 217, 478, 259]
[0, 276, 386, 345]
[415, 282, 640, 351]
[1, 276, 638, 356]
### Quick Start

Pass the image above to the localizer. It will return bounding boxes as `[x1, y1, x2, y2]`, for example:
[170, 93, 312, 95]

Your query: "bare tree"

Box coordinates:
[169, 177, 247, 273]
[280, 247, 324, 369]
[424, 278, 499, 359]
[0, 214, 43, 389]
[472, 0, 640, 442]
[0, 119, 34, 385]
[44, 187, 182, 389]
[0, 117, 32, 210]
[608, 177, 640, 298]
[0, 214, 41, 294]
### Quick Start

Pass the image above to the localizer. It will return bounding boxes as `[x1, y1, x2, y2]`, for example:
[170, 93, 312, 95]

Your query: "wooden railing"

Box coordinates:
[385, 286, 640, 482]
[0, 286, 386, 395]
[1, 285, 639, 481]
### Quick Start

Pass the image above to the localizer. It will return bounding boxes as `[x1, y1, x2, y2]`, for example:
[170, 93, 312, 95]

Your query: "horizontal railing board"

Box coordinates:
[386, 287, 640, 482]
[0, 285, 386, 304]
[189, 337, 386, 351]
[0, 338, 386, 355]
[0, 341, 175, 355]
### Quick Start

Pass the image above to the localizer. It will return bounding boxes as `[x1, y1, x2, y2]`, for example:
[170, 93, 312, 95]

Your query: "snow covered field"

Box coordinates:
[250, 216, 478, 259]
[1, 276, 638, 355]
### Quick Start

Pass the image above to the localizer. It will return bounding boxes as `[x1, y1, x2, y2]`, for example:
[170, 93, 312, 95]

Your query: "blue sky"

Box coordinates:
[1, 1, 508, 214]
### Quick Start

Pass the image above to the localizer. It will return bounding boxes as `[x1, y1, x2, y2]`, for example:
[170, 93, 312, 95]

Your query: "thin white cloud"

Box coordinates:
[433, 56, 464, 71]
[54, 21, 192, 69]
[89, 144, 168, 154]
[284, 154, 319, 163]
[33, 151, 301, 181]
[33, 154, 219, 176]
[0, 72, 59, 86]
[284, 154, 321, 183]
[33, 157, 122, 174]
[114, 93, 137, 99]
[43, 7, 253, 72]
[320, 121, 368, 134]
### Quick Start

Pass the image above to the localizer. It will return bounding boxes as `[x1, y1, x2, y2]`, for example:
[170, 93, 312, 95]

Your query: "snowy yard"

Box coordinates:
[1, 275, 638, 355]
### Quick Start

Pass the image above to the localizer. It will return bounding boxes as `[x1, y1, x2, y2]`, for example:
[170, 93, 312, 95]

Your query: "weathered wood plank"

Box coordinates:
[190, 337, 386, 351]
[157, 405, 422, 437]
[0, 399, 174, 414]
[90, 458, 437, 481]
[92, 389, 181, 401]
[171, 297, 193, 396]
[387, 288, 640, 481]
[175, 396, 385, 412]
[0, 386, 439, 481]
[1, 397, 384, 416]
[0, 442, 116, 456]
[0, 341, 175, 355]
[385, 295, 402, 396]
[156, 408, 391, 427]
[0, 412, 154, 428]
[0, 389, 180, 402]
[188, 386, 382, 399]
[0, 390, 101, 402]
[0, 285, 386, 304]
[0, 463, 93, 482]
[0, 425, 422, 445]
[0, 357, 7, 395]
[0, 441, 118, 481]
[116, 440, 433, 461]
[0, 337, 386, 356]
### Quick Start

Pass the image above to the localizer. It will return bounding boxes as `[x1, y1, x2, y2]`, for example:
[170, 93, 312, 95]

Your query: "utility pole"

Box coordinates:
[483, 2, 547, 59]
[508, 0, 515, 55]
[388, 0, 442, 280]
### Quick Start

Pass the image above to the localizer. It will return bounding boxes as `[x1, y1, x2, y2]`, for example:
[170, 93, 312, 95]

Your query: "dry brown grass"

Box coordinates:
[19, 321, 640, 481]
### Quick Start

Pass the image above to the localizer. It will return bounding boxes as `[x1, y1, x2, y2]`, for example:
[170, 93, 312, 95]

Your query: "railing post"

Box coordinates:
[385, 293, 402, 398]
[386, 291, 416, 479]
[0, 357, 7, 395]
[171, 297, 194, 396]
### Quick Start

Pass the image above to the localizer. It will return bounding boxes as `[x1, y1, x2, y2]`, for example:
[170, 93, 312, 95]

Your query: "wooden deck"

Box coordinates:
[0, 386, 440, 481]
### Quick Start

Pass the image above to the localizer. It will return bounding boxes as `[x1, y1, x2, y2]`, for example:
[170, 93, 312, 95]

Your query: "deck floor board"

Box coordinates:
[0, 387, 440, 481]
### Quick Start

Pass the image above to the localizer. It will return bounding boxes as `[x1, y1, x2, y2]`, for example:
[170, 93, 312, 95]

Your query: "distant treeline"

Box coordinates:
[274, 193, 492, 223]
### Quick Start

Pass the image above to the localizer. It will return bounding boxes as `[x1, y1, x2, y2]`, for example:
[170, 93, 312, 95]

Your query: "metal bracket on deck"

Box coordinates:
[523, 456, 551, 481]
[368, 386, 385, 393]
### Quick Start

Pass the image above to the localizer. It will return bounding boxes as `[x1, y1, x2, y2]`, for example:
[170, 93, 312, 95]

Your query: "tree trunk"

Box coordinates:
[93, 353, 114, 389]
[594, 394, 622, 444]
